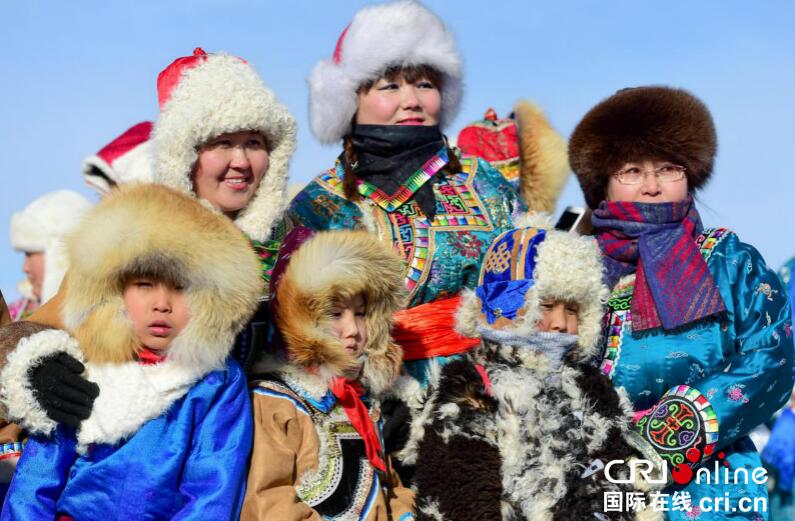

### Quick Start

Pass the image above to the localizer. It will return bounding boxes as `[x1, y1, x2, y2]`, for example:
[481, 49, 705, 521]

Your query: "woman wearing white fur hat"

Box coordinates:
[8, 190, 93, 321]
[286, 0, 529, 384]
[1, 47, 297, 433]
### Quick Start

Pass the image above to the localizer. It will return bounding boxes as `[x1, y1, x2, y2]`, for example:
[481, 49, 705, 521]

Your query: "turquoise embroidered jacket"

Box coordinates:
[600, 229, 794, 520]
[284, 156, 523, 381]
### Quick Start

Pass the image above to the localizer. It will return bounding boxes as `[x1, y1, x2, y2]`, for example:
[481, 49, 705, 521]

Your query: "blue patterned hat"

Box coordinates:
[475, 227, 547, 327]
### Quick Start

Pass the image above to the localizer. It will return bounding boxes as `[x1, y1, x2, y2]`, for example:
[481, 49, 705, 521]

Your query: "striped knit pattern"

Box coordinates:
[592, 197, 726, 331]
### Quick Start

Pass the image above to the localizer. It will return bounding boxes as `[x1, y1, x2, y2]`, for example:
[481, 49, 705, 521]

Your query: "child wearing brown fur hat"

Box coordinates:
[241, 227, 415, 521]
[1, 184, 261, 520]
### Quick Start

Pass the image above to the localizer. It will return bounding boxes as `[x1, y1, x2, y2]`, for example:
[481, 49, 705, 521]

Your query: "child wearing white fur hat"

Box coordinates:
[406, 224, 662, 520]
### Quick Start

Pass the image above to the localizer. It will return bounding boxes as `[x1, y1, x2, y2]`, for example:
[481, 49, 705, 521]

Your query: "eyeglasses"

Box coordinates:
[612, 164, 687, 185]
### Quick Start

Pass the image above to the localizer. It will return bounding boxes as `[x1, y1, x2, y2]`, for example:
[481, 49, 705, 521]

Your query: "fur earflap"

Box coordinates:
[274, 230, 406, 394]
[569, 86, 717, 209]
[61, 184, 261, 372]
[457, 228, 608, 361]
[152, 53, 297, 242]
[514, 100, 570, 214]
[308, 0, 463, 144]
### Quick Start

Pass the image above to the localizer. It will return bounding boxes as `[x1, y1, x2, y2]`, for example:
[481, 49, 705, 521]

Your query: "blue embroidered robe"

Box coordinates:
[599, 229, 794, 520]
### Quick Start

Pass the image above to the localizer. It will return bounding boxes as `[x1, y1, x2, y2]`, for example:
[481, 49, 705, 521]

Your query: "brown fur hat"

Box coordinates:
[61, 183, 261, 368]
[272, 229, 406, 394]
[569, 86, 717, 209]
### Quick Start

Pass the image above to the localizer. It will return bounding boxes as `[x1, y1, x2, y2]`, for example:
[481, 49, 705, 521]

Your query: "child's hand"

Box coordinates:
[30, 353, 99, 428]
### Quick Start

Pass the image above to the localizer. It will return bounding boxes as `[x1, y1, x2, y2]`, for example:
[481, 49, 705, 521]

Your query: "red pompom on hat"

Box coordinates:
[151, 47, 297, 242]
[82, 122, 154, 195]
[308, 0, 463, 144]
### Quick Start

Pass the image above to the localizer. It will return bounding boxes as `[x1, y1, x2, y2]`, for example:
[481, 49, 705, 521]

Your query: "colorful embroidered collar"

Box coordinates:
[356, 146, 448, 212]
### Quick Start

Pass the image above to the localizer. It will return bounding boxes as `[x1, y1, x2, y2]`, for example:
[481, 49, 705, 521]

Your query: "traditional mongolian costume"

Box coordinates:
[242, 228, 415, 520]
[570, 86, 795, 520]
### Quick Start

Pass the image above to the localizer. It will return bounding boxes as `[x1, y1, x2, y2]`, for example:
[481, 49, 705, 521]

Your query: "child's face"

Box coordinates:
[537, 299, 579, 335]
[123, 277, 190, 351]
[330, 294, 368, 377]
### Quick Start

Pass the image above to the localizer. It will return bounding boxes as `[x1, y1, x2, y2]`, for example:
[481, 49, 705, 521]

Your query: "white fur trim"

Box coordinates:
[0, 329, 84, 435]
[383, 374, 424, 409]
[76, 359, 205, 452]
[82, 140, 155, 196]
[308, 0, 463, 144]
[152, 53, 297, 241]
[511, 212, 554, 229]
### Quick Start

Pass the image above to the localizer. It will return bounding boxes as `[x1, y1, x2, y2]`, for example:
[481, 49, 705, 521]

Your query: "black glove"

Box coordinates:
[381, 398, 412, 454]
[28, 353, 99, 428]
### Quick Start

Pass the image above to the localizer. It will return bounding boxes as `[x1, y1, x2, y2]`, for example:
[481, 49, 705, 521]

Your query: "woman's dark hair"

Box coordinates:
[342, 64, 461, 202]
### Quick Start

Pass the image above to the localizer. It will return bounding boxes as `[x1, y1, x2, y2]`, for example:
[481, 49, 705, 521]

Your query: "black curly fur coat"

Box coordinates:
[409, 341, 661, 520]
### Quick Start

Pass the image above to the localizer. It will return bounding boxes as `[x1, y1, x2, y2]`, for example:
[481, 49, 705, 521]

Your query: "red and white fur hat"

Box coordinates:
[82, 122, 154, 195]
[152, 48, 297, 242]
[308, 0, 463, 144]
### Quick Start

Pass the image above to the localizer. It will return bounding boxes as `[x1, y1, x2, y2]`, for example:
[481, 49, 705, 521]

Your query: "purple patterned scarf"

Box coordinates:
[592, 196, 726, 331]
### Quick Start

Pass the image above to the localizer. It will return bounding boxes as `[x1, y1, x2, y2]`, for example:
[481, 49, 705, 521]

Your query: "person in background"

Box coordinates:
[8, 190, 93, 321]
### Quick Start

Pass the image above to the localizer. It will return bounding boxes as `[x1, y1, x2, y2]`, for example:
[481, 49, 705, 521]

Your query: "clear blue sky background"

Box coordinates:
[1, 1, 793, 302]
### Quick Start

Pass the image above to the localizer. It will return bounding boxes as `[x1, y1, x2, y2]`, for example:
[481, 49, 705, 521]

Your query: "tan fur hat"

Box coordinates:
[270, 228, 407, 394]
[569, 86, 717, 209]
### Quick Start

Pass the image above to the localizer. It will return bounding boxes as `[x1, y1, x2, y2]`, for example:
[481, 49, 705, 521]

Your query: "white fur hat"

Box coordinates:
[152, 48, 297, 242]
[82, 122, 154, 195]
[10, 190, 94, 302]
[456, 222, 608, 362]
[308, 0, 463, 144]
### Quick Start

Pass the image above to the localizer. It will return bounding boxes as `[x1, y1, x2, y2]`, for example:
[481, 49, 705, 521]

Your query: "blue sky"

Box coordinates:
[1, 1, 794, 301]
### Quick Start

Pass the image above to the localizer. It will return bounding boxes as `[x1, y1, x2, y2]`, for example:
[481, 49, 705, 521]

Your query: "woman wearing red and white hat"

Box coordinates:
[0, 48, 297, 434]
[286, 0, 528, 386]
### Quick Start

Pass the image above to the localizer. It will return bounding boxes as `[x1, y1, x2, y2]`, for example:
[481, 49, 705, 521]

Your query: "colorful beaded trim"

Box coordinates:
[356, 147, 449, 212]
[637, 385, 719, 466]
[695, 227, 730, 262]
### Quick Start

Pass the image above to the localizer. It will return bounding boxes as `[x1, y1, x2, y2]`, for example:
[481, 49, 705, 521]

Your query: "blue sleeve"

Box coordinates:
[1, 426, 78, 520]
[697, 234, 795, 446]
[172, 361, 253, 521]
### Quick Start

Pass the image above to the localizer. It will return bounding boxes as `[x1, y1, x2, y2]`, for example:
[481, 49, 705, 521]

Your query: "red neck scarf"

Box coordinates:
[138, 347, 167, 365]
[329, 377, 387, 473]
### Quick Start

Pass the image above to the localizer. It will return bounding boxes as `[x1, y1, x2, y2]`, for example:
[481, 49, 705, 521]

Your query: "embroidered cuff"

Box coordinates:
[635, 384, 719, 471]
[0, 329, 83, 436]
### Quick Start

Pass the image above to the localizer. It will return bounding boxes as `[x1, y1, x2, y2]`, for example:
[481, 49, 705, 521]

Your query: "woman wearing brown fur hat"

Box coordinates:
[569, 86, 794, 520]
[241, 228, 414, 520]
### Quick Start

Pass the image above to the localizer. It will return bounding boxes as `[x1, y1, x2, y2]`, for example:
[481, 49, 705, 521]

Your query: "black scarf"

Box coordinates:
[341, 124, 446, 219]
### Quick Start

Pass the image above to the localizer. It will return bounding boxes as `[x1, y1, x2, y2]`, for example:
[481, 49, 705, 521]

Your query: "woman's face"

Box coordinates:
[606, 159, 689, 204]
[193, 131, 269, 218]
[355, 75, 441, 126]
